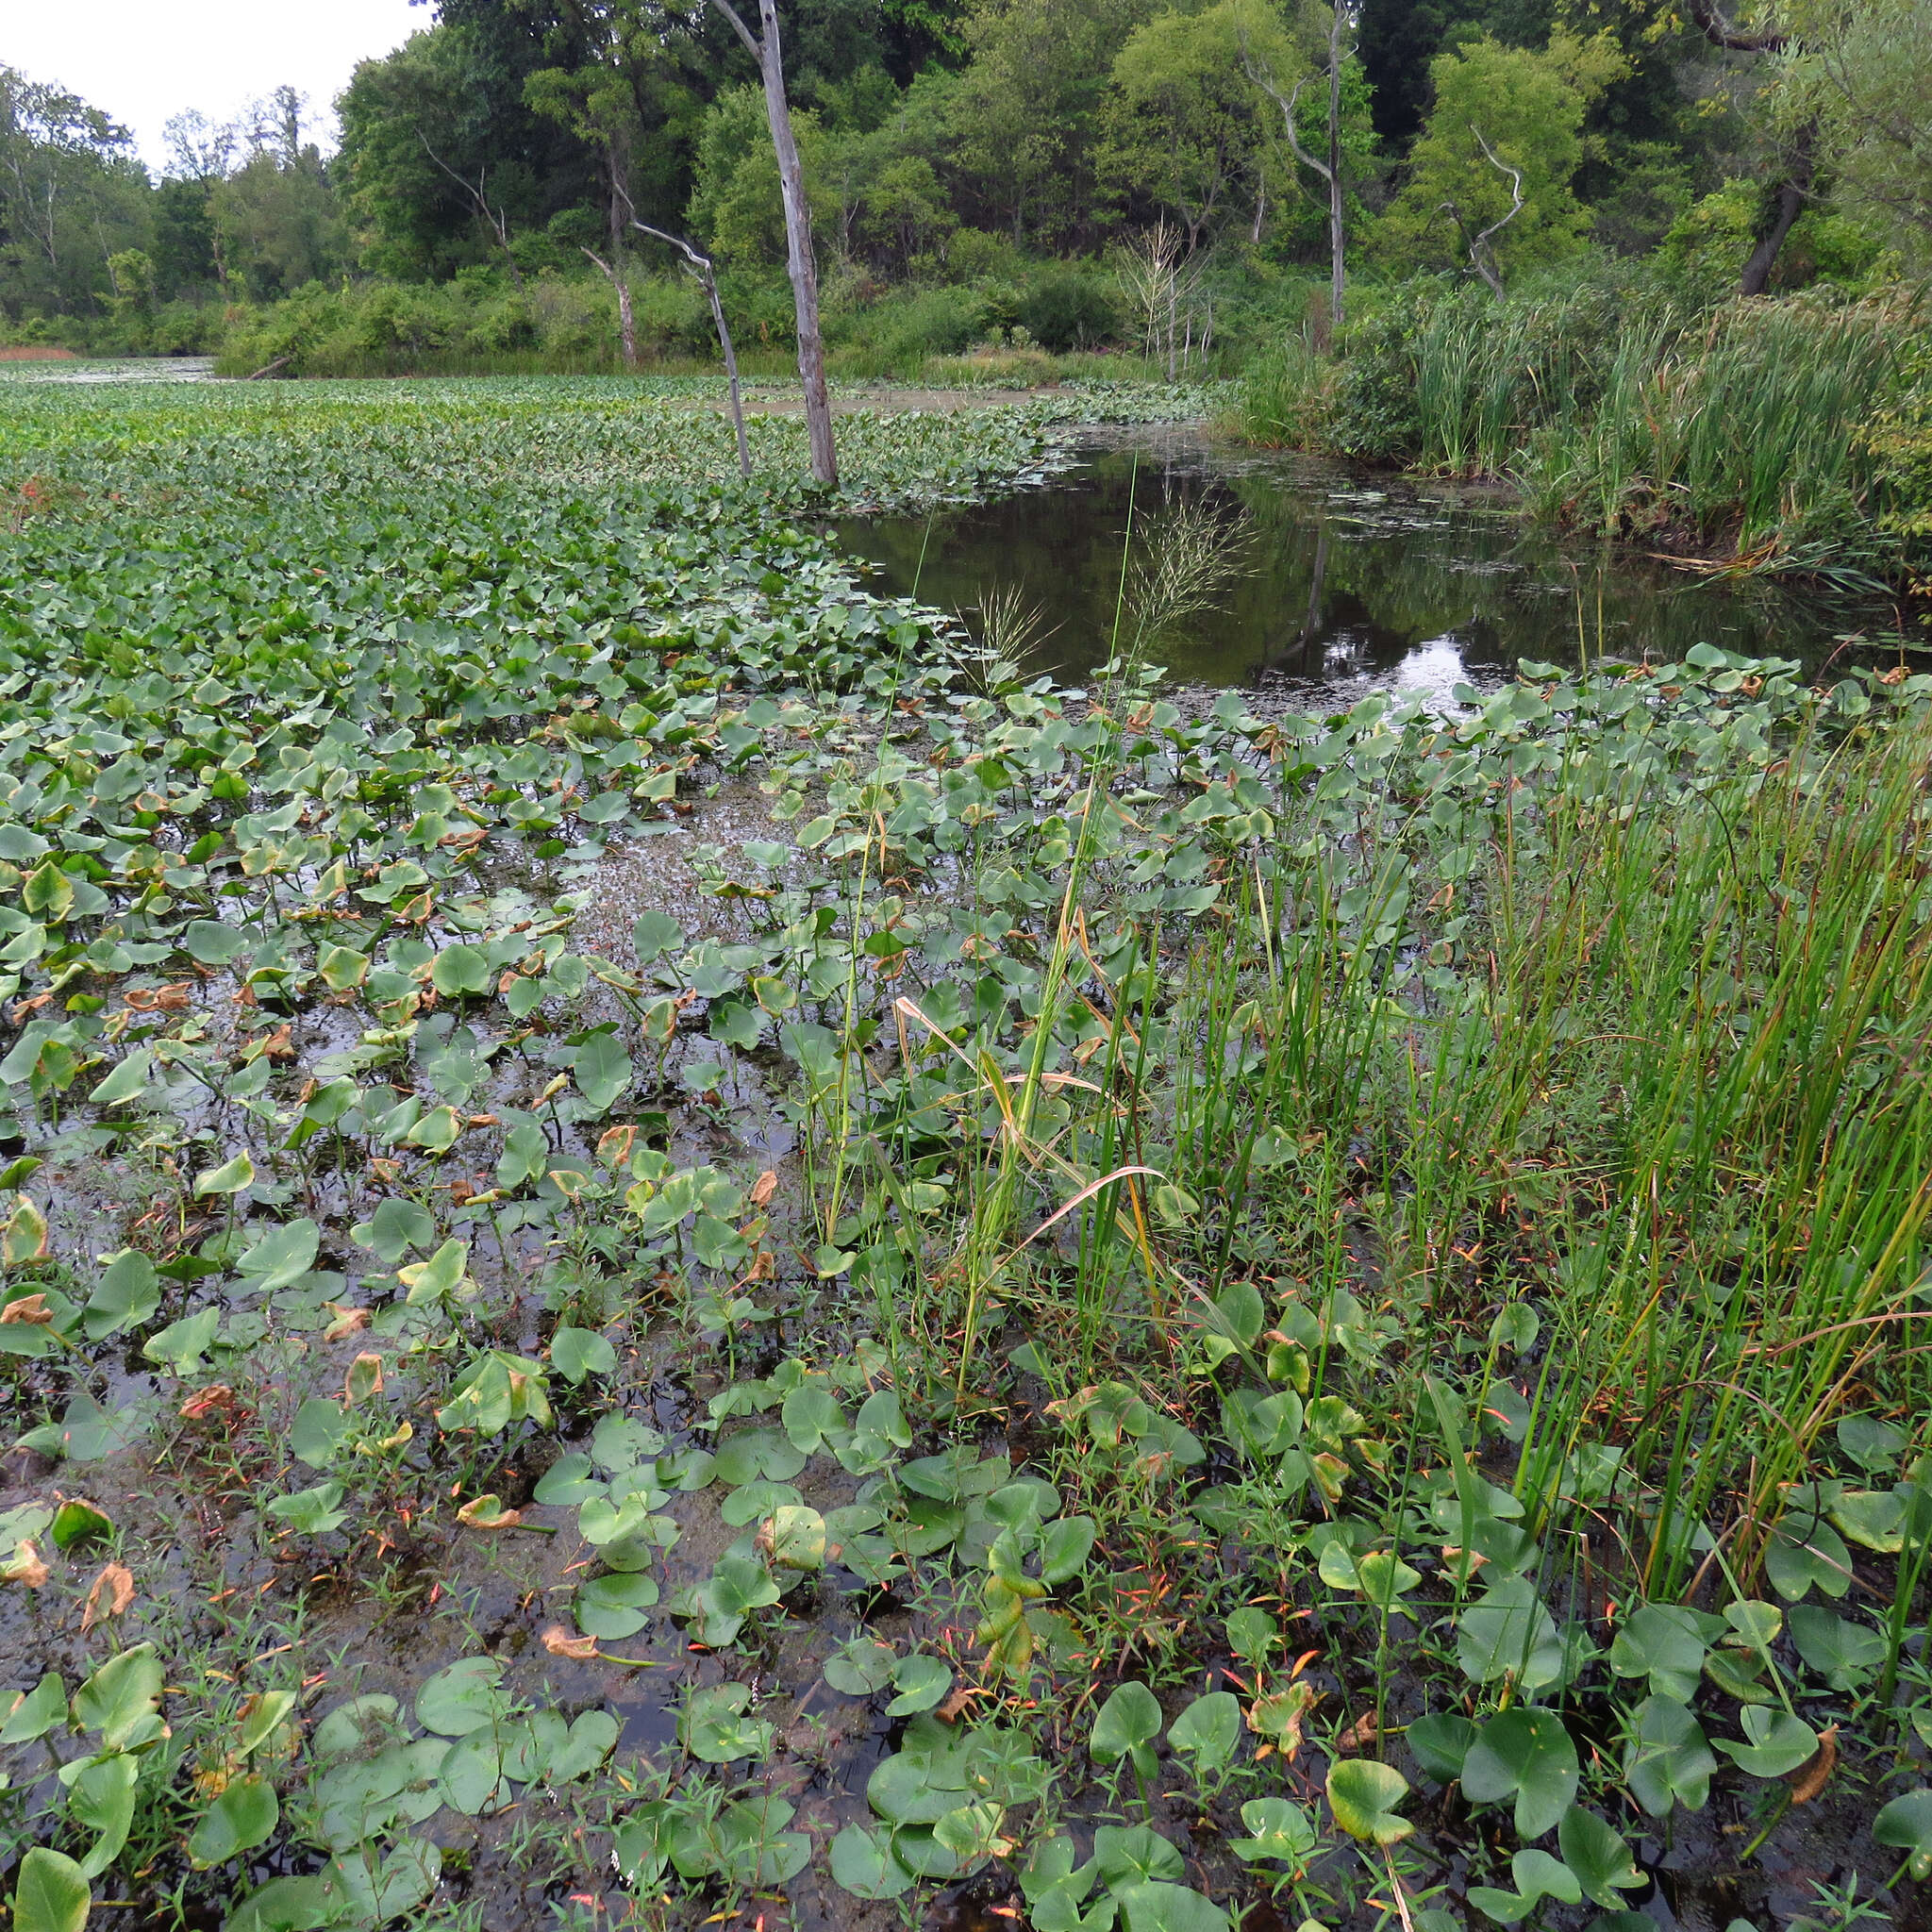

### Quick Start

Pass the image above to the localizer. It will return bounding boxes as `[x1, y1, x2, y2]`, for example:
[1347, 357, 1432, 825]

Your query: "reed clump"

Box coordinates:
[1235, 270, 1929, 583]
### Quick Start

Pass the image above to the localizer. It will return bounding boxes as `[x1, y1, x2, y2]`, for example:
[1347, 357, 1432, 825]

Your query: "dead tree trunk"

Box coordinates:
[1740, 122, 1816, 294]
[581, 248, 638, 371]
[633, 220, 752, 478]
[710, 0, 838, 488]
[1683, 0, 1807, 293]
[1463, 125, 1525, 295]
[1246, 17, 1348, 331]
[608, 159, 637, 369]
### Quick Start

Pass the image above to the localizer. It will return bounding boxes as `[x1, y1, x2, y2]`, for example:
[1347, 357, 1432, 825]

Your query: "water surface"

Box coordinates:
[836, 426, 1881, 709]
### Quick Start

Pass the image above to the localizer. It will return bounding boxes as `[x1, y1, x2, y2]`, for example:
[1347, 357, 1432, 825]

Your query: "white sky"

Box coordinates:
[6, 1, 426, 173]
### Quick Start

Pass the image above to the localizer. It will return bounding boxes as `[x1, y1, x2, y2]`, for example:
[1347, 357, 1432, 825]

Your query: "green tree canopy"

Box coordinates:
[1096, 0, 1305, 250]
[1374, 29, 1625, 282]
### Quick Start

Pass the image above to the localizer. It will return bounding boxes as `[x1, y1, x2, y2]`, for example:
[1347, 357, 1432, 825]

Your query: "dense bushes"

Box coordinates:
[199, 258, 1146, 380]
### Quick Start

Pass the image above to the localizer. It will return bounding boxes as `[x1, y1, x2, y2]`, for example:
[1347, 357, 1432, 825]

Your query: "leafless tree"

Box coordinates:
[1445, 125, 1525, 296]
[708, 0, 837, 488]
[632, 218, 752, 477]
[1246, 4, 1352, 330]
[583, 148, 640, 370]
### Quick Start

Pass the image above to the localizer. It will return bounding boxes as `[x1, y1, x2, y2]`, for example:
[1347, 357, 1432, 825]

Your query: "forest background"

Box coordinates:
[1, 0, 1925, 382]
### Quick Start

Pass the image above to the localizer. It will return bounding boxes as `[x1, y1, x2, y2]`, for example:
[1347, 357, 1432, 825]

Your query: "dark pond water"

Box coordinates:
[836, 425, 1889, 709]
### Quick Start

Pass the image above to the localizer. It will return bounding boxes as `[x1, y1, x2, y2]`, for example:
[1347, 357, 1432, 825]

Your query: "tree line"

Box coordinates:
[2, 0, 1925, 348]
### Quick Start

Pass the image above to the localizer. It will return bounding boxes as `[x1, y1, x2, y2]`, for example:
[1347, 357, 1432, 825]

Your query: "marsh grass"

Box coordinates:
[1237, 277, 1925, 579]
[875, 682, 1932, 1653]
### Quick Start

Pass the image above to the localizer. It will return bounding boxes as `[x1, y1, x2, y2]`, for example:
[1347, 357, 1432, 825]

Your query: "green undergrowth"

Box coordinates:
[1, 377, 1932, 1931]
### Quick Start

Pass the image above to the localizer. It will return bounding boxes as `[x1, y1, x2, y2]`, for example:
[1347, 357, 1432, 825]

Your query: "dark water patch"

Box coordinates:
[835, 427, 1896, 708]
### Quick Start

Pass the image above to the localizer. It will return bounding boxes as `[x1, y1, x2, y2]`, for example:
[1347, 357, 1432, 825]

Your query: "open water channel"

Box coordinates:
[837, 425, 1892, 710]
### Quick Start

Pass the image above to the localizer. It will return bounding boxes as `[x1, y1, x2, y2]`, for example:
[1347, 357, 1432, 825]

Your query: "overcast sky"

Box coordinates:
[7, 1, 425, 173]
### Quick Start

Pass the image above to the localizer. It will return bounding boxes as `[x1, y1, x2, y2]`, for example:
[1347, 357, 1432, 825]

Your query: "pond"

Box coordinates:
[836, 425, 1884, 708]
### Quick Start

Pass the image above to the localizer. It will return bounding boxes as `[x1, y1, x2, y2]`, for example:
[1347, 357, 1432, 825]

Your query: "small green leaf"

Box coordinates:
[233, 1219, 320, 1292]
[221, 1874, 333, 1932]
[399, 1236, 473, 1306]
[1466, 1849, 1581, 1926]
[1039, 1513, 1096, 1585]
[679, 1682, 774, 1763]
[1874, 1788, 1932, 1880]
[1557, 1806, 1644, 1909]
[1712, 1706, 1818, 1778]
[829, 1823, 918, 1899]
[549, 1324, 618, 1385]
[0, 1672, 67, 1744]
[264, 1482, 348, 1536]
[885, 1654, 952, 1717]
[575, 1570, 658, 1639]
[71, 1751, 138, 1878]
[189, 1775, 280, 1868]
[1112, 1881, 1231, 1932]
[1789, 1605, 1887, 1690]
[316, 944, 369, 992]
[415, 1656, 508, 1737]
[50, 1498, 112, 1550]
[767, 1503, 825, 1569]
[82, 1251, 160, 1341]
[1091, 1681, 1163, 1778]
[825, 1635, 897, 1695]
[183, 919, 247, 965]
[1407, 1712, 1478, 1785]
[1167, 1690, 1241, 1780]
[430, 944, 491, 998]
[195, 1151, 256, 1196]
[780, 1382, 846, 1452]
[73, 1644, 164, 1750]
[1624, 1694, 1716, 1817]
[10, 1846, 92, 1932]
[89, 1050, 154, 1108]
[289, 1399, 354, 1468]
[1830, 1488, 1906, 1553]
[1325, 1758, 1413, 1844]
[1227, 1795, 1317, 1869]
[1608, 1604, 1715, 1702]
[1224, 1607, 1276, 1664]
[1457, 1575, 1565, 1689]
[571, 1031, 631, 1113]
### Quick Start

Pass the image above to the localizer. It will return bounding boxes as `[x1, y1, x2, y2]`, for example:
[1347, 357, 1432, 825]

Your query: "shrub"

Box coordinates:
[1019, 272, 1118, 351]
[941, 227, 1027, 284]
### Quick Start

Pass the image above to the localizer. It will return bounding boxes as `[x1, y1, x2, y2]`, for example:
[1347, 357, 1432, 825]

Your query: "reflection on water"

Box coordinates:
[835, 425, 1878, 708]
[0, 356, 214, 385]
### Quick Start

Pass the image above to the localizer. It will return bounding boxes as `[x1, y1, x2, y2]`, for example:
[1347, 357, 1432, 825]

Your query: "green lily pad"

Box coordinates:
[1457, 1576, 1565, 1689]
[1713, 1706, 1819, 1778]
[1624, 1694, 1716, 1817]
[1874, 1787, 1932, 1880]
[1460, 1707, 1579, 1840]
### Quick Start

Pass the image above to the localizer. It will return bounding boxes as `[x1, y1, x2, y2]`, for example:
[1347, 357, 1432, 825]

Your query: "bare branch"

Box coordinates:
[630, 220, 752, 479]
[1241, 47, 1332, 186]
[630, 218, 711, 275]
[1465, 125, 1524, 295]
[1683, 0, 1789, 54]
[706, 0, 763, 59]
[417, 131, 524, 288]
